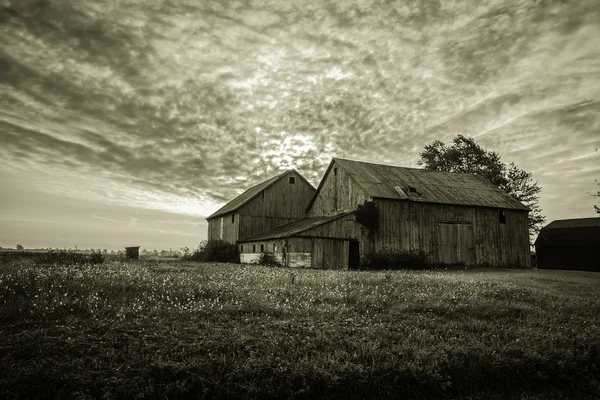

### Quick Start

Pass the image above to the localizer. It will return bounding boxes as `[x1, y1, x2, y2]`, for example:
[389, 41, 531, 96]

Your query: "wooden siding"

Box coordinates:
[239, 238, 313, 267]
[238, 216, 298, 240]
[207, 212, 239, 243]
[371, 200, 530, 268]
[311, 239, 349, 269]
[308, 160, 371, 217]
[238, 170, 315, 239]
[295, 215, 370, 257]
[435, 223, 475, 265]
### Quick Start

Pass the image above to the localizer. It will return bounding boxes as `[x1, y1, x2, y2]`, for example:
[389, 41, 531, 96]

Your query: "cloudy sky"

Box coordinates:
[1, 0, 599, 251]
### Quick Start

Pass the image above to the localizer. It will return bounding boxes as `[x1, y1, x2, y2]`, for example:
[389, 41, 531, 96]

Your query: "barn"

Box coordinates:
[206, 169, 315, 244]
[535, 218, 600, 271]
[236, 158, 531, 269]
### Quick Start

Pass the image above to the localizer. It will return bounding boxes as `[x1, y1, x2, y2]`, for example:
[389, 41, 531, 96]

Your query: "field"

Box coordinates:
[1, 259, 599, 399]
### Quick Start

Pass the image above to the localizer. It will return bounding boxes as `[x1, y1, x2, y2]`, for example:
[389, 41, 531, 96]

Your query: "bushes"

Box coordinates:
[36, 249, 104, 266]
[360, 250, 430, 270]
[186, 240, 240, 263]
[256, 252, 282, 267]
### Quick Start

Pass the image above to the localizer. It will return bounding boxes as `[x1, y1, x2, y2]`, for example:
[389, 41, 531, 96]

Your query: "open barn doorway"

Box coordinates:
[349, 240, 360, 270]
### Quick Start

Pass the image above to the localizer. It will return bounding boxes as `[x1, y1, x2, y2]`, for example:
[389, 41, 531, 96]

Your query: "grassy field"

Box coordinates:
[1, 259, 599, 399]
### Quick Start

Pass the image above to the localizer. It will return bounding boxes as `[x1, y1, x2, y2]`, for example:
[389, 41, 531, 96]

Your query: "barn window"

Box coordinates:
[260, 244, 264, 252]
[499, 210, 507, 224]
[261, 191, 265, 200]
[240, 245, 244, 252]
[253, 244, 256, 253]
[289, 176, 295, 184]
[407, 185, 419, 194]
[334, 168, 338, 176]
[231, 214, 235, 223]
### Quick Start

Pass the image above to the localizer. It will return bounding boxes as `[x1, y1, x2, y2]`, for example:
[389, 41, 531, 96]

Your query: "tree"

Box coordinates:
[592, 180, 600, 214]
[418, 135, 545, 239]
[16, 244, 24, 251]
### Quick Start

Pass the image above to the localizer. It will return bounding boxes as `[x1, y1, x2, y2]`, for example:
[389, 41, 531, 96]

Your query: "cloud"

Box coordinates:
[1, 0, 599, 236]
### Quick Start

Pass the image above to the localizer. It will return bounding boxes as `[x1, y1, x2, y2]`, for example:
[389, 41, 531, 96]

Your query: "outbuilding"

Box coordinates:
[535, 218, 600, 271]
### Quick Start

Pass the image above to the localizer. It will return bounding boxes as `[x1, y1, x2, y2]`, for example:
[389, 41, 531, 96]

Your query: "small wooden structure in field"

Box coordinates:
[125, 246, 140, 260]
[209, 159, 531, 269]
[535, 218, 600, 271]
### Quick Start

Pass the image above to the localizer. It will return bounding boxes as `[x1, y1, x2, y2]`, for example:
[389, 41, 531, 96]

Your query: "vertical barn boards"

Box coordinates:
[237, 212, 362, 269]
[206, 169, 316, 243]
[310, 238, 350, 269]
[372, 199, 530, 268]
[435, 222, 475, 265]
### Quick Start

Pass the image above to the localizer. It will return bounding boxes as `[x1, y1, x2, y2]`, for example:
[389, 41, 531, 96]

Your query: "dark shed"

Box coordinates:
[125, 246, 140, 260]
[535, 218, 600, 271]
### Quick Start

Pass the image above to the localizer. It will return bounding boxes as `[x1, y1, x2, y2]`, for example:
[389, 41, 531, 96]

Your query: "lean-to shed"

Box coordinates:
[206, 170, 316, 244]
[535, 218, 600, 271]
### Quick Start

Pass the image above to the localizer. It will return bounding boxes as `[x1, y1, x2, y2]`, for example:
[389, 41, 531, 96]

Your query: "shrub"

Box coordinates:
[255, 252, 282, 267]
[360, 250, 430, 270]
[36, 249, 104, 266]
[186, 240, 240, 263]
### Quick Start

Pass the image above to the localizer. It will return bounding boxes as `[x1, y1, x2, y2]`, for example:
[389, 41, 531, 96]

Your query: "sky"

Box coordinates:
[1, 0, 599, 251]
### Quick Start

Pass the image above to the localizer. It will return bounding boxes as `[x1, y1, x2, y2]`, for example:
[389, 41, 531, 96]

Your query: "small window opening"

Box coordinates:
[289, 176, 295, 184]
[253, 244, 256, 253]
[260, 244, 264, 252]
[499, 210, 507, 224]
[407, 185, 418, 194]
[231, 214, 235, 223]
[274, 243, 277, 252]
[240, 245, 244, 252]
[334, 168, 338, 176]
[261, 191, 265, 200]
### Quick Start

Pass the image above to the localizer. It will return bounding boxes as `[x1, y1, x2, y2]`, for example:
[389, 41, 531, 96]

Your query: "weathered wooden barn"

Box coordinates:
[206, 169, 316, 244]
[237, 158, 531, 269]
[535, 218, 600, 271]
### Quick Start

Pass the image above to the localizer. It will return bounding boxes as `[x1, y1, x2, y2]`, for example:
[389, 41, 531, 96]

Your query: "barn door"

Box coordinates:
[435, 223, 475, 265]
[348, 241, 360, 270]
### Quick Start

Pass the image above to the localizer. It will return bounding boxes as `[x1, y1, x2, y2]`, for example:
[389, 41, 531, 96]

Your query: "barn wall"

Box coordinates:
[310, 238, 349, 269]
[207, 212, 239, 244]
[371, 200, 530, 268]
[536, 246, 599, 271]
[238, 216, 298, 241]
[295, 215, 370, 256]
[238, 171, 315, 240]
[308, 161, 371, 217]
[238, 238, 312, 267]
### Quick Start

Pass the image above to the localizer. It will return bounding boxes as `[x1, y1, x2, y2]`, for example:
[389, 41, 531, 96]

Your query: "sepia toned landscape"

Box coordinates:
[2, 0, 600, 398]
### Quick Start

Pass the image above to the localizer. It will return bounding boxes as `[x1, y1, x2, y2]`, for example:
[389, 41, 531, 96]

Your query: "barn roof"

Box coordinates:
[239, 211, 354, 242]
[310, 158, 529, 211]
[207, 170, 313, 220]
[534, 217, 600, 247]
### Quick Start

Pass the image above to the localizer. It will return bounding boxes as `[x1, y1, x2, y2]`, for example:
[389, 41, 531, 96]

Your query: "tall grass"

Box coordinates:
[1, 259, 599, 399]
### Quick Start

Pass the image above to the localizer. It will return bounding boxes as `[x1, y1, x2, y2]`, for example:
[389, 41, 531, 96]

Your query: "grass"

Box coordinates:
[1, 259, 599, 399]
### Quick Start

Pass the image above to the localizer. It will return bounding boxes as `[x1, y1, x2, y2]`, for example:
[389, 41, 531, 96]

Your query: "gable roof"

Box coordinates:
[541, 218, 600, 229]
[307, 158, 529, 211]
[207, 169, 314, 220]
[239, 211, 354, 242]
[535, 218, 600, 247]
